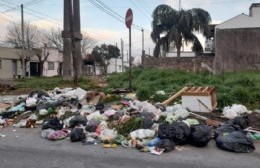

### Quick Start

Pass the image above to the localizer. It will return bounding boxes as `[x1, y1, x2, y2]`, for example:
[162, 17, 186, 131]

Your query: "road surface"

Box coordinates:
[0, 127, 259, 168]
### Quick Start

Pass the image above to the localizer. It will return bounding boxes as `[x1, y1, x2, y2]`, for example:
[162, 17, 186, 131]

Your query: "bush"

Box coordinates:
[136, 87, 151, 101]
[231, 86, 251, 104]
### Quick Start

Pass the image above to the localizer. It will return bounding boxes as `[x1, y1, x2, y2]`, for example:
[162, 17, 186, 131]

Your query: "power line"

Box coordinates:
[136, 0, 151, 17]
[129, 0, 150, 19]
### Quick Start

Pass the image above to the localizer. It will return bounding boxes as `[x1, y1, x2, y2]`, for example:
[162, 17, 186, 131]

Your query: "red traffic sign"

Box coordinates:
[125, 8, 133, 29]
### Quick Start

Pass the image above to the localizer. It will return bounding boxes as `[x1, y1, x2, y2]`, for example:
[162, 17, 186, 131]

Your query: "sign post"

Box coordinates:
[125, 8, 133, 89]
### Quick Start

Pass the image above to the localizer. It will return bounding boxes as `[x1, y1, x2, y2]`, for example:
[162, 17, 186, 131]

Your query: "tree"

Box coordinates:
[5, 22, 40, 76]
[151, 5, 211, 58]
[91, 44, 120, 74]
[45, 28, 97, 55]
[6, 22, 39, 49]
[34, 44, 50, 76]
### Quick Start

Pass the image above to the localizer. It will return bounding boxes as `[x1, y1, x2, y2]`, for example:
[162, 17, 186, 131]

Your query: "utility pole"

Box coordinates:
[62, 0, 72, 80]
[179, 0, 181, 11]
[129, 27, 132, 89]
[115, 42, 117, 73]
[121, 38, 124, 72]
[141, 28, 144, 65]
[68, 0, 77, 83]
[21, 4, 25, 78]
[73, 0, 82, 80]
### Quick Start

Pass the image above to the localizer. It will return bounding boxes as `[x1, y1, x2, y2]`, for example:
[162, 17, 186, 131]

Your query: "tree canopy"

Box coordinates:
[151, 5, 212, 57]
[91, 43, 120, 74]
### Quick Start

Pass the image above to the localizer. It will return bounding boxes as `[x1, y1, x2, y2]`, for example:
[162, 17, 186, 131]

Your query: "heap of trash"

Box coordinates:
[0, 87, 259, 155]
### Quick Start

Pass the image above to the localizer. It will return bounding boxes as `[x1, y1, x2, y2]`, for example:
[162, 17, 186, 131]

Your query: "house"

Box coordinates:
[0, 47, 62, 79]
[107, 57, 128, 73]
[83, 54, 129, 75]
[214, 3, 260, 73]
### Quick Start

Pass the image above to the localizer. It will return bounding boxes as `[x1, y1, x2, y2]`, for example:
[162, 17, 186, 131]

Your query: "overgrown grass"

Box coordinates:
[15, 76, 99, 92]
[106, 68, 260, 109]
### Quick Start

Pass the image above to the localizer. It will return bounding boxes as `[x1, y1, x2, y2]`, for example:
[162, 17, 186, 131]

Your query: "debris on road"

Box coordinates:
[0, 87, 258, 155]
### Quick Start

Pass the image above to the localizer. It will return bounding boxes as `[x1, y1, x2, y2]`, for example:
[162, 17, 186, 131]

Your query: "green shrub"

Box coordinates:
[136, 87, 151, 101]
[231, 86, 251, 104]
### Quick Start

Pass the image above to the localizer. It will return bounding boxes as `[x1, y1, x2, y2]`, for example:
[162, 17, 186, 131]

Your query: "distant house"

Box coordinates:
[214, 3, 260, 73]
[107, 57, 128, 74]
[0, 47, 62, 79]
[83, 54, 129, 75]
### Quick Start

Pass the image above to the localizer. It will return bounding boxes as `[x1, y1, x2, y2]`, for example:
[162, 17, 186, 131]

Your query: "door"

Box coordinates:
[12, 60, 17, 75]
[30, 62, 40, 76]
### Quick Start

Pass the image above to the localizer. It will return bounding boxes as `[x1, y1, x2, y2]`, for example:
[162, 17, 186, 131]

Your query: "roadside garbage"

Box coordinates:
[158, 121, 190, 145]
[70, 127, 86, 142]
[130, 129, 155, 140]
[155, 139, 175, 152]
[69, 115, 87, 128]
[99, 128, 118, 141]
[227, 116, 249, 129]
[215, 131, 255, 153]
[189, 124, 212, 147]
[42, 118, 63, 130]
[8, 102, 25, 112]
[215, 124, 240, 138]
[0, 86, 258, 155]
[48, 129, 69, 141]
[223, 104, 250, 119]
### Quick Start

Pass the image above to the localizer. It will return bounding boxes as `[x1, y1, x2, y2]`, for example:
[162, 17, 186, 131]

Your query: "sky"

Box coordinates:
[0, 0, 257, 63]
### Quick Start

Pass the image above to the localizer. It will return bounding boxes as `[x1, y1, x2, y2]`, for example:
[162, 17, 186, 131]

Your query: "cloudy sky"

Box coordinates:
[0, 0, 256, 63]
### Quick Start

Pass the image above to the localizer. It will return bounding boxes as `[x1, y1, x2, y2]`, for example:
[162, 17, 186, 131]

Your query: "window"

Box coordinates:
[118, 65, 122, 71]
[0, 58, 2, 69]
[48, 62, 54, 70]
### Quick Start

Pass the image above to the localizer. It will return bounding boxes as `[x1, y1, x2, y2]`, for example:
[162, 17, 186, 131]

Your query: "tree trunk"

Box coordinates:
[177, 47, 181, 58]
[39, 62, 44, 76]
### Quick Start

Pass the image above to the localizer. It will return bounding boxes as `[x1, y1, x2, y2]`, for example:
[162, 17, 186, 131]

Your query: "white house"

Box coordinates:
[107, 58, 129, 73]
[0, 47, 62, 79]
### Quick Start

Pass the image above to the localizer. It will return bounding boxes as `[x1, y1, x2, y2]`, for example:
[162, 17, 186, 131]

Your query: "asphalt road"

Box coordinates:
[0, 127, 260, 168]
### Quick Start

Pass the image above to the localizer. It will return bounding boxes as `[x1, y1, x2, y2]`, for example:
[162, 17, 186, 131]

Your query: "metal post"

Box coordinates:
[129, 27, 132, 89]
[121, 38, 124, 72]
[21, 4, 25, 78]
[141, 28, 144, 65]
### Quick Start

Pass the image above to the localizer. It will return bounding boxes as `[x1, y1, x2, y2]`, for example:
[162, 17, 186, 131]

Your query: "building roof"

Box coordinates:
[216, 3, 260, 29]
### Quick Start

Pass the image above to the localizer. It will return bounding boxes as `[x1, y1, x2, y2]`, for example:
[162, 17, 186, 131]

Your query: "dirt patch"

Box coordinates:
[0, 83, 15, 94]
[247, 112, 260, 130]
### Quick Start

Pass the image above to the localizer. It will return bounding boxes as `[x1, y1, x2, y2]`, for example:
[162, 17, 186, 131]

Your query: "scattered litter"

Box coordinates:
[0, 87, 257, 155]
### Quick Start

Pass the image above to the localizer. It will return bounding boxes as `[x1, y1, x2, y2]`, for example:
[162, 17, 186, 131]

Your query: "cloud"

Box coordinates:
[31, 20, 62, 29]
[164, 0, 212, 10]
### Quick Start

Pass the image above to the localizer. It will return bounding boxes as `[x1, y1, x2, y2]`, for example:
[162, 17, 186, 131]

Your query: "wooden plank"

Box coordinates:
[162, 87, 189, 106]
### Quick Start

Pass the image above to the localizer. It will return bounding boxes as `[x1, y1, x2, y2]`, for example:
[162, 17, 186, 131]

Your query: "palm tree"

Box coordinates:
[151, 4, 211, 58]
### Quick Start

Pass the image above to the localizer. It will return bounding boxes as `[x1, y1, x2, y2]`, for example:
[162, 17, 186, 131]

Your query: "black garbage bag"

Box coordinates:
[70, 128, 86, 142]
[28, 90, 50, 98]
[215, 124, 241, 138]
[42, 118, 63, 130]
[95, 103, 104, 110]
[227, 116, 249, 129]
[158, 122, 171, 139]
[69, 115, 87, 128]
[155, 139, 175, 152]
[141, 112, 154, 129]
[85, 120, 100, 132]
[158, 121, 190, 145]
[189, 124, 212, 147]
[215, 131, 255, 153]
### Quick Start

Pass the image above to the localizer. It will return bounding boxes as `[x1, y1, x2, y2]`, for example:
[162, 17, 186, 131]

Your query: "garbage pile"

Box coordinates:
[0, 87, 259, 155]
